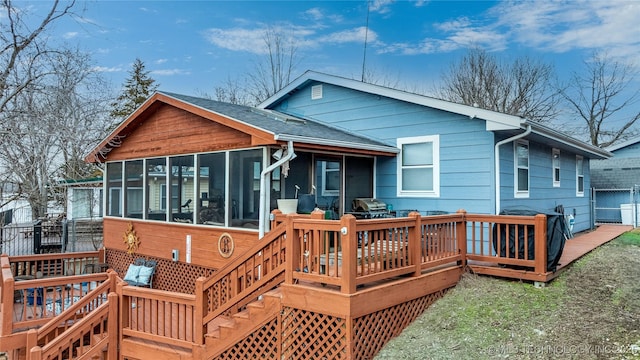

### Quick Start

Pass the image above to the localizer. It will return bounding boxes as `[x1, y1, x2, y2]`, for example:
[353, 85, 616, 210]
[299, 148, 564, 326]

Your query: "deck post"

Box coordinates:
[194, 277, 205, 345]
[284, 214, 297, 285]
[456, 209, 468, 266]
[107, 292, 118, 360]
[340, 214, 357, 294]
[534, 214, 548, 275]
[28, 345, 42, 360]
[98, 247, 105, 263]
[1, 255, 13, 336]
[116, 282, 128, 348]
[409, 212, 422, 277]
[26, 329, 38, 360]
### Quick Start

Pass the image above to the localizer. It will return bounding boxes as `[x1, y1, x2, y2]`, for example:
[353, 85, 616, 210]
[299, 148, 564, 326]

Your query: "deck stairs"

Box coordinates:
[203, 288, 283, 358]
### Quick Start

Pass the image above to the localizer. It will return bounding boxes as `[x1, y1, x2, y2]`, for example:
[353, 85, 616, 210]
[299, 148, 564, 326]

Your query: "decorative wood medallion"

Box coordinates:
[123, 222, 140, 255]
[218, 232, 234, 258]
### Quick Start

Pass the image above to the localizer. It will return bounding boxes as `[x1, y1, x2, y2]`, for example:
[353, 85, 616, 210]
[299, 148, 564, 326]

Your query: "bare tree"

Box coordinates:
[561, 53, 640, 147]
[245, 27, 300, 104]
[0, 48, 113, 218]
[0, 0, 77, 115]
[204, 76, 252, 105]
[436, 48, 560, 124]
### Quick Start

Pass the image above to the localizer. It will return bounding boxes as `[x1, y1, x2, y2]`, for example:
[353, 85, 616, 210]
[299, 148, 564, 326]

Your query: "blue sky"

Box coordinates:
[38, 0, 640, 96]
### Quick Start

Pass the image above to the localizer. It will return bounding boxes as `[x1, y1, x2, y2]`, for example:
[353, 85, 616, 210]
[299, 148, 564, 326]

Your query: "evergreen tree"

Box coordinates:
[110, 58, 159, 120]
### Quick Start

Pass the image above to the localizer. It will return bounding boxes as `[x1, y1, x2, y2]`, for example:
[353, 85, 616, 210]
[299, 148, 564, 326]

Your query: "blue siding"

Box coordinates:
[272, 81, 594, 232]
[499, 140, 593, 232]
[274, 82, 496, 215]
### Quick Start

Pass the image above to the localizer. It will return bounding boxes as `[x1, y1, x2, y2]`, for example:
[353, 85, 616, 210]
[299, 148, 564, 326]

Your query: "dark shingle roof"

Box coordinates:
[591, 157, 640, 188]
[160, 91, 397, 153]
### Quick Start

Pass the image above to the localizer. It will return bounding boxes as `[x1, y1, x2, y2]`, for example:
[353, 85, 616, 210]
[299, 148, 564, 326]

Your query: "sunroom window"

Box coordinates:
[397, 135, 439, 197]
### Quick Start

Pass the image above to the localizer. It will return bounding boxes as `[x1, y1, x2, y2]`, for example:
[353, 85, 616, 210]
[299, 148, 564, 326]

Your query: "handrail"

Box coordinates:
[29, 294, 114, 360]
[198, 220, 288, 342]
[35, 271, 116, 344]
[11, 272, 110, 331]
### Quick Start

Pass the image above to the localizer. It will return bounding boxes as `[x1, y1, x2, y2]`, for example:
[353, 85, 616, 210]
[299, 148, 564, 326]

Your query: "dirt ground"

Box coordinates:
[375, 230, 640, 360]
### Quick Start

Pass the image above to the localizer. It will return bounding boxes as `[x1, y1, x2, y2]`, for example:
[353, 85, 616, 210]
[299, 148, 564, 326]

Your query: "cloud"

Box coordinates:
[63, 32, 79, 39]
[151, 69, 191, 76]
[155, 59, 168, 65]
[93, 66, 123, 73]
[319, 27, 376, 44]
[493, 0, 640, 58]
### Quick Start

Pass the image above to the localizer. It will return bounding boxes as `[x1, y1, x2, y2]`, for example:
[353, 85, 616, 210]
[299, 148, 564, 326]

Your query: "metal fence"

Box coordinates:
[592, 187, 640, 226]
[0, 219, 103, 256]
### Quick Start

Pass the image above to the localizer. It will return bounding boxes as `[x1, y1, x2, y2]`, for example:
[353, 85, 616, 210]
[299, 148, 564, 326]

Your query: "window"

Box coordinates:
[125, 160, 144, 218]
[515, 140, 529, 198]
[320, 160, 340, 196]
[106, 162, 122, 216]
[576, 155, 584, 196]
[146, 158, 167, 221]
[397, 135, 439, 197]
[552, 148, 560, 187]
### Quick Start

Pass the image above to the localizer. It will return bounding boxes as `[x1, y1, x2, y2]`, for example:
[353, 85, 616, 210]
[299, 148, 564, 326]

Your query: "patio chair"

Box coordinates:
[123, 258, 156, 288]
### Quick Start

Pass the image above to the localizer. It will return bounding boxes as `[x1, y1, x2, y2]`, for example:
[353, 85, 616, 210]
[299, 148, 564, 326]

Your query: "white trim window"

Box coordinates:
[576, 155, 584, 197]
[514, 140, 529, 198]
[397, 135, 440, 197]
[552, 148, 560, 187]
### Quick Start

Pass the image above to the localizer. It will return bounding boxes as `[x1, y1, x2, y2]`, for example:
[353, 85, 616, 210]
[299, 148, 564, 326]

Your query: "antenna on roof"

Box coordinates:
[361, 0, 371, 82]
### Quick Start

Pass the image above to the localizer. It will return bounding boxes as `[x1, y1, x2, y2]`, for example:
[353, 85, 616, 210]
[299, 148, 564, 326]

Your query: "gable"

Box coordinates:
[105, 104, 253, 161]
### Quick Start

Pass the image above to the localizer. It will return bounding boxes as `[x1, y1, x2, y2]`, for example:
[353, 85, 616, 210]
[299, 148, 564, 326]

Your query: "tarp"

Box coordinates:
[493, 206, 568, 272]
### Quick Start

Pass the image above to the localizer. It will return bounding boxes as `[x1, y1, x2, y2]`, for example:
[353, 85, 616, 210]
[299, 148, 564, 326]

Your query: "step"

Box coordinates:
[121, 337, 192, 360]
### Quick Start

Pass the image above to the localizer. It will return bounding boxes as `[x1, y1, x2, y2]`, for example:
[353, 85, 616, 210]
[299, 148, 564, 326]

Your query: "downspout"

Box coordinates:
[259, 141, 296, 238]
[494, 125, 532, 215]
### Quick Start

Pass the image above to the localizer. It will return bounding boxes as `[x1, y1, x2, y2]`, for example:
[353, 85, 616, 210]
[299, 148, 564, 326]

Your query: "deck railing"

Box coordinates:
[119, 284, 197, 349]
[196, 220, 288, 342]
[466, 213, 548, 275]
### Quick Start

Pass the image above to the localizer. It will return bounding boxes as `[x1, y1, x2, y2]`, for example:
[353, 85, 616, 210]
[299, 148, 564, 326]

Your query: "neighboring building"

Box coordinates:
[62, 177, 104, 220]
[591, 136, 640, 225]
[85, 71, 610, 271]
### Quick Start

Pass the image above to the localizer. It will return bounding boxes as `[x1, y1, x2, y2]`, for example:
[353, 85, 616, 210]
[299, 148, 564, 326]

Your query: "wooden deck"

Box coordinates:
[0, 215, 634, 360]
[468, 224, 632, 282]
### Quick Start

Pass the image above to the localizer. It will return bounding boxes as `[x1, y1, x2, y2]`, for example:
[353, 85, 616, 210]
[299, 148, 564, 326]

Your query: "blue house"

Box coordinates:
[258, 71, 611, 233]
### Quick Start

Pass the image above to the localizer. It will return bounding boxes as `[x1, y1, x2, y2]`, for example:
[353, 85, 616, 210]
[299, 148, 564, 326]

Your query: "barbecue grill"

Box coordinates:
[348, 198, 392, 219]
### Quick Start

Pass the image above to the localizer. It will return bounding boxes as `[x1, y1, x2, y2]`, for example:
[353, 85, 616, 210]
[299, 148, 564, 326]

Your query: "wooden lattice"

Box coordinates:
[281, 307, 347, 360]
[351, 289, 449, 359]
[212, 317, 280, 360]
[106, 249, 215, 294]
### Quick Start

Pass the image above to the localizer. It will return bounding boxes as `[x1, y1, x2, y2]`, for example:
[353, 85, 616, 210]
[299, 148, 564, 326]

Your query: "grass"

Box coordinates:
[375, 230, 640, 360]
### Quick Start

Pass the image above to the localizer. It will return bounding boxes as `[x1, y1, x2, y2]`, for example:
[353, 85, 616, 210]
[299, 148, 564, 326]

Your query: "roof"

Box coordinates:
[160, 92, 397, 153]
[591, 158, 640, 188]
[605, 136, 640, 153]
[86, 91, 399, 162]
[258, 70, 612, 160]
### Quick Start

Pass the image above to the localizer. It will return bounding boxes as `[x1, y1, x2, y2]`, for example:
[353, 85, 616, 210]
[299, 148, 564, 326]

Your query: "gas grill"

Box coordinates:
[347, 198, 392, 219]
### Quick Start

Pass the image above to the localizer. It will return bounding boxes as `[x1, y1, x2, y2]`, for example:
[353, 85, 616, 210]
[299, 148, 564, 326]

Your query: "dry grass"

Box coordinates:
[375, 230, 640, 360]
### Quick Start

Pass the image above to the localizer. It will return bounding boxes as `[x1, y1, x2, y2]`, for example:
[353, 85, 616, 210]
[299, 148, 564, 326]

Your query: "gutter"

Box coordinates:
[494, 125, 532, 215]
[259, 141, 296, 238]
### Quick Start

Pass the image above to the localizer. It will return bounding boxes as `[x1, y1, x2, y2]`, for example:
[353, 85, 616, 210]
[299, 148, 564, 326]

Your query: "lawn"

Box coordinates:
[375, 230, 640, 360]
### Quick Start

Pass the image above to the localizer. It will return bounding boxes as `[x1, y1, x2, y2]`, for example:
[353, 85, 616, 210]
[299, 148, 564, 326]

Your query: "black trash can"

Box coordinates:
[493, 207, 568, 272]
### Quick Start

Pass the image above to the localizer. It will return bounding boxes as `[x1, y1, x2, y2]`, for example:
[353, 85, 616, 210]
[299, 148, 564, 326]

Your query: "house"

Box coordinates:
[591, 136, 640, 225]
[259, 71, 611, 233]
[0, 72, 623, 360]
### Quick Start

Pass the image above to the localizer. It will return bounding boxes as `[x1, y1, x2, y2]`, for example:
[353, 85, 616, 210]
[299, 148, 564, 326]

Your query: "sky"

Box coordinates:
[21, 0, 640, 97]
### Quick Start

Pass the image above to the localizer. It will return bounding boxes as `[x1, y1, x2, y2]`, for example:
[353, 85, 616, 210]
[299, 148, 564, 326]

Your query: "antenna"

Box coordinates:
[361, 0, 371, 82]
